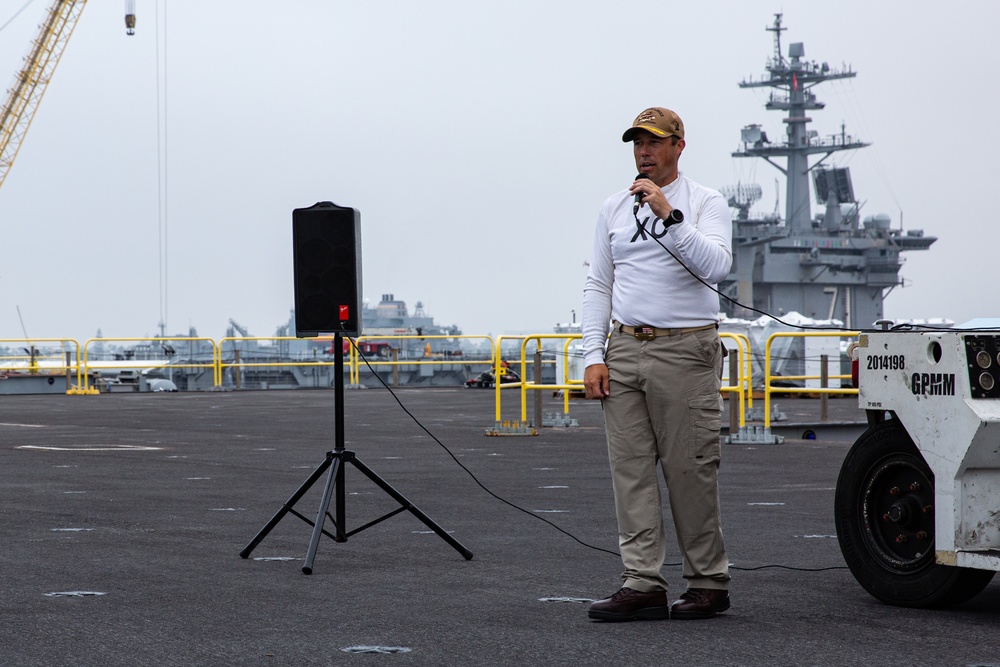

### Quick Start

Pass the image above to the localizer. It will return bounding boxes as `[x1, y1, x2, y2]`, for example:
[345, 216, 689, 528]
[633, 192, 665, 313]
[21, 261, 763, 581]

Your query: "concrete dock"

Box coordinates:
[2, 389, 997, 665]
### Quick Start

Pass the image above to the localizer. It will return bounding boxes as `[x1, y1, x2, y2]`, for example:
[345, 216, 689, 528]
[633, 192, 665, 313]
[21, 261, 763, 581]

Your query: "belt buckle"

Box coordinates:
[634, 326, 656, 341]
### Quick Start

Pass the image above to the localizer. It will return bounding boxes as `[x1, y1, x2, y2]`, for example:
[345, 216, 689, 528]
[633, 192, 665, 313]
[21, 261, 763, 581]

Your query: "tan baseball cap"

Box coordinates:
[622, 107, 685, 142]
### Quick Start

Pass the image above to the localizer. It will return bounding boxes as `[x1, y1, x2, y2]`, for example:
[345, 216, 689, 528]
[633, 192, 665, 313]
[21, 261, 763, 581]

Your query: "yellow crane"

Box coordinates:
[0, 0, 88, 192]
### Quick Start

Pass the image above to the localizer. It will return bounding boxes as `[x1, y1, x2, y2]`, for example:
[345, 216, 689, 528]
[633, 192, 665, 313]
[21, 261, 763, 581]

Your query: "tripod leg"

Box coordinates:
[350, 457, 474, 560]
[302, 456, 344, 574]
[240, 456, 332, 559]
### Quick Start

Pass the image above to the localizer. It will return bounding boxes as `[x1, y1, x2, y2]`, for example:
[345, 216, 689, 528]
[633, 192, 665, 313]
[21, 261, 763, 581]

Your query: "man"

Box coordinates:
[582, 107, 733, 621]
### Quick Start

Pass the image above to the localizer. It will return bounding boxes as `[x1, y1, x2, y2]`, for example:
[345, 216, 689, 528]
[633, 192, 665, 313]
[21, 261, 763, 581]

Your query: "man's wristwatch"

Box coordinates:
[665, 208, 684, 228]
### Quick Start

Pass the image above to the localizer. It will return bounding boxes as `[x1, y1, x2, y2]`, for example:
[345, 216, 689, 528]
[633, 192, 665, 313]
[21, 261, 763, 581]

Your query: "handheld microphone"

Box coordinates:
[633, 173, 651, 214]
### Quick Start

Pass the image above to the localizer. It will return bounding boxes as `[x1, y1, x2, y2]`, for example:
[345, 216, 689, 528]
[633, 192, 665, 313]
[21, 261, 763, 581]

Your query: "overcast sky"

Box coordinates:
[0, 0, 997, 345]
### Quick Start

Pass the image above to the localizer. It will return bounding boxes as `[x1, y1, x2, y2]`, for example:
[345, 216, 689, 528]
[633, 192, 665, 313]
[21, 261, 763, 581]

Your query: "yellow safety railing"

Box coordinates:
[725, 332, 753, 409]
[82, 337, 221, 389]
[559, 336, 586, 409]
[490, 331, 751, 429]
[720, 332, 751, 429]
[0, 332, 755, 412]
[346, 335, 495, 385]
[218, 336, 337, 389]
[0, 338, 83, 388]
[763, 331, 859, 429]
[492, 333, 583, 423]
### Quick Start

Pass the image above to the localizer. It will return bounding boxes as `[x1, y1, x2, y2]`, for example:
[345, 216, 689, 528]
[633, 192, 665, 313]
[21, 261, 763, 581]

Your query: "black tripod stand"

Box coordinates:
[239, 333, 474, 573]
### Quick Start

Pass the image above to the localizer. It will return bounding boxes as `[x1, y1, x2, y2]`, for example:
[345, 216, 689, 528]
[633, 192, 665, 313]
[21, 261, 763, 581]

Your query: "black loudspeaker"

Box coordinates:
[292, 202, 363, 337]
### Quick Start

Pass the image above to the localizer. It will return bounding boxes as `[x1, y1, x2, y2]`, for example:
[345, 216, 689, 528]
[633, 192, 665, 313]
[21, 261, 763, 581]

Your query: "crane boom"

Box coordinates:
[0, 0, 87, 192]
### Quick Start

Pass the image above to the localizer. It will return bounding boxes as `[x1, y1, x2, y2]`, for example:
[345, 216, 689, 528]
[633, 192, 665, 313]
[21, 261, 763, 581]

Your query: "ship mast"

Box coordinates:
[734, 13, 867, 235]
[721, 14, 936, 329]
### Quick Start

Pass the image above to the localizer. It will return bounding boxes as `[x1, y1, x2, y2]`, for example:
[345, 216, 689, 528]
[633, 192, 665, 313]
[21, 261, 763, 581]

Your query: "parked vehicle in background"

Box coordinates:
[465, 368, 520, 388]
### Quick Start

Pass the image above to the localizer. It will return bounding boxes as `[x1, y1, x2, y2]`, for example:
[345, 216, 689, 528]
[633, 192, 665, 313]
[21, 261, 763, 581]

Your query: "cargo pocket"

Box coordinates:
[688, 394, 722, 462]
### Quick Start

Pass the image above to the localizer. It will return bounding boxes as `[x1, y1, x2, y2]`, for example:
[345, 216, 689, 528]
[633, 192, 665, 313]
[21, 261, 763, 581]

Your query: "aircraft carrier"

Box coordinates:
[714, 14, 940, 390]
[718, 13, 935, 327]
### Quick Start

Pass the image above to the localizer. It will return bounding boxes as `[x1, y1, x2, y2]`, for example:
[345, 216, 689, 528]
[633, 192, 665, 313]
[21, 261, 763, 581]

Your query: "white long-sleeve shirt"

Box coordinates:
[581, 172, 733, 367]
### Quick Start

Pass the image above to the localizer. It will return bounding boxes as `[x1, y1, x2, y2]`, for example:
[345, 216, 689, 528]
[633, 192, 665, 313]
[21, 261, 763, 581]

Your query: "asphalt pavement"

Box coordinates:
[2, 388, 998, 666]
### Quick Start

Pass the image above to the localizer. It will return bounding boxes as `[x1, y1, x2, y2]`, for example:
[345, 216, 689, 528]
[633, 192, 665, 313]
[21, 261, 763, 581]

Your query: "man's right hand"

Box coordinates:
[583, 363, 610, 400]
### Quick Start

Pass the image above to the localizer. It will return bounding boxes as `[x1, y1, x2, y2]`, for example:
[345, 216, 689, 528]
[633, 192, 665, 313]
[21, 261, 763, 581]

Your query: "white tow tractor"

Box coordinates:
[836, 323, 1000, 607]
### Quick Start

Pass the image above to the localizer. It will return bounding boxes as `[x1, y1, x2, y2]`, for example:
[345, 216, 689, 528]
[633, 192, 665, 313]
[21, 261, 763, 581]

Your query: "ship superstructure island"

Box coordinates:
[719, 14, 935, 329]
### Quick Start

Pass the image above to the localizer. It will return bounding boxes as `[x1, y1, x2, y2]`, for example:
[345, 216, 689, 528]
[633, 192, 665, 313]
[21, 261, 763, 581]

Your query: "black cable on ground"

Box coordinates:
[352, 340, 619, 558]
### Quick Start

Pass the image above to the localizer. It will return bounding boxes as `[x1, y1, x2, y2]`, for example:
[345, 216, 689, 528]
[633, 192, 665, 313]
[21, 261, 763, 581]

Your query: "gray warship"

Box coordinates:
[349, 294, 462, 343]
[719, 13, 935, 328]
[217, 294, 471, 390]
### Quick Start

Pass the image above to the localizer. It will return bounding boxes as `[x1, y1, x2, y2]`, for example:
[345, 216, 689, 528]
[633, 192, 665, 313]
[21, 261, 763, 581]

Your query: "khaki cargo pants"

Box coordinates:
[603, 325, 731, 593]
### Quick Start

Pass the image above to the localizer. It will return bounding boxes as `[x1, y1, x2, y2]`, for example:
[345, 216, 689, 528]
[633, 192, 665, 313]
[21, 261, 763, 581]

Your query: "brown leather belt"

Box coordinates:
[616, 322, 717, 341]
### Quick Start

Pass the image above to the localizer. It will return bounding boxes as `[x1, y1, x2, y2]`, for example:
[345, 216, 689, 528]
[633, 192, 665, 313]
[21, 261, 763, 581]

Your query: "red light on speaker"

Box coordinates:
[339, 305, 350, 321]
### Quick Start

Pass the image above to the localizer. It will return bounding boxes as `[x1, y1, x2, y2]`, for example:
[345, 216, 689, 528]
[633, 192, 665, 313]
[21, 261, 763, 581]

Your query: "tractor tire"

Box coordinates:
[834, 419, 994, 608]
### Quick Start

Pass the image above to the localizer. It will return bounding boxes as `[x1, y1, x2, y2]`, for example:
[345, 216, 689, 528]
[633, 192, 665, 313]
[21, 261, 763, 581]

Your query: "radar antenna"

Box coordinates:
[721, 183, 763, 221]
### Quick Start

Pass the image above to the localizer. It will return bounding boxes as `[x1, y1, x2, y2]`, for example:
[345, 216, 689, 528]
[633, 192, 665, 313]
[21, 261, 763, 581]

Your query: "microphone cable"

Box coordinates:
[632, 206, 851, 333]
[348, 336, 620, 558]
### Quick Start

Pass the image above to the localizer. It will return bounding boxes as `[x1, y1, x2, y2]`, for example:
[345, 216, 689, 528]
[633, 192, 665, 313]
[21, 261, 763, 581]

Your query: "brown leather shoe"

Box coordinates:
[669, 588, 730, 619]
[588, 587, 670, 622]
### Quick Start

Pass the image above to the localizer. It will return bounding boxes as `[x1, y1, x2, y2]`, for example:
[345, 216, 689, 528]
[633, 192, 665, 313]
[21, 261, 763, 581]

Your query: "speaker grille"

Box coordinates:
[292, 203, 362, 336]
